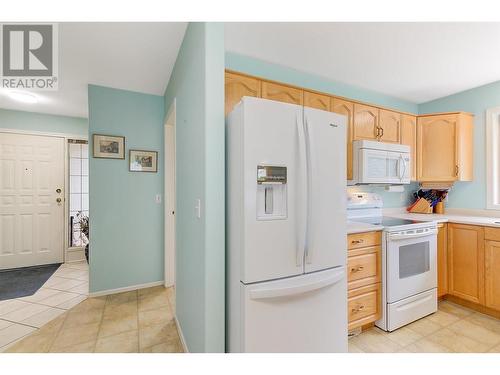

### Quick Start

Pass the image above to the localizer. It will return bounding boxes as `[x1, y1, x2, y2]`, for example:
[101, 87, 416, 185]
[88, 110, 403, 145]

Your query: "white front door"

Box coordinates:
[0, 132, 65, 269]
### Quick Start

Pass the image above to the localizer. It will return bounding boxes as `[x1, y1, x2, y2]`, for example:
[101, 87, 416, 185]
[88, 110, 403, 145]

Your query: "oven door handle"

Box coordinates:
[389, 229, 438, 241]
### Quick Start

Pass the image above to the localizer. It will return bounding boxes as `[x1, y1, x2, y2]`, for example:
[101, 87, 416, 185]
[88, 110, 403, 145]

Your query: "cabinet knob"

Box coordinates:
[351, 265, 364, 273]
[351, 239, 364, 245]
[351, 305, 365, 313]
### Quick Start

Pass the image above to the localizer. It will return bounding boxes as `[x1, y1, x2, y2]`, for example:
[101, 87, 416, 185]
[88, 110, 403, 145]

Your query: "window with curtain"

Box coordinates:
[69, 140, 89, 247]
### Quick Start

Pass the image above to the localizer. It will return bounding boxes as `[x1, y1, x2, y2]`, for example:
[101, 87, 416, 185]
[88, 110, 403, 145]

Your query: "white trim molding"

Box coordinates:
[486, 106, 500, 210]
[175, 316, 189, 353]
[88, 280, 164, 297]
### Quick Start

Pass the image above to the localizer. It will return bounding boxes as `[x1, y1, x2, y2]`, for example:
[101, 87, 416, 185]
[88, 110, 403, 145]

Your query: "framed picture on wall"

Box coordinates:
[129, 150, 158, 172]
[92, 134, 125, 159]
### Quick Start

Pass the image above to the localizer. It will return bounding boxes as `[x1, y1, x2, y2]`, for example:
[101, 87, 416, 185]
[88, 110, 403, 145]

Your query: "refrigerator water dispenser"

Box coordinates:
[256, 165, 287, 220]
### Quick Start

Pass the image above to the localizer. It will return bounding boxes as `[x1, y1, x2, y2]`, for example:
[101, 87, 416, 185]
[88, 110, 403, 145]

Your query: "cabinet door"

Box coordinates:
[378, 109, 400, 143]
[456, 113, 474, 181]
[261, 81, 303, 105]
[332, 98, 354, 180]
[353, 104, 379, 141]
[437, 223, 448, 298]
[225, 72, 261, 116]
[400, 114, 417, 181]
[417, 115, 458, 181]
[304, 91, 330, 111]
[485, 240, 500, 310]
[348, 283, 381, 330]
[448, 224, 484, 304]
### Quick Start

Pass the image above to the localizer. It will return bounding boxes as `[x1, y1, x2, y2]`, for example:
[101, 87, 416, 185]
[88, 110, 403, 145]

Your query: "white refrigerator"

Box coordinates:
[226, 97, 347, 352]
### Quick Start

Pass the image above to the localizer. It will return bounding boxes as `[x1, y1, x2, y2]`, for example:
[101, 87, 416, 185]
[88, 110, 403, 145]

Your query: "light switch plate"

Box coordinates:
[155, 194, 162, 204]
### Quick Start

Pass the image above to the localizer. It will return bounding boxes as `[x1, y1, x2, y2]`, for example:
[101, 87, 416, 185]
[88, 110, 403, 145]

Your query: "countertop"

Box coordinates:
[347, 210, 500, 234]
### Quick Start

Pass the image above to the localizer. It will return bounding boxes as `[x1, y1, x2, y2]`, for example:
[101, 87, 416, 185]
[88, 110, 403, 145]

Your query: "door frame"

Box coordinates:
[0, 128, 87, 265]
[164, 99, 176, 287]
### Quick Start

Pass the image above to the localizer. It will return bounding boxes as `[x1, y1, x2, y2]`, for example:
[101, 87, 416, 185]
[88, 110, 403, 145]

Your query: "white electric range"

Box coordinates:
[347, 192, 438, 332]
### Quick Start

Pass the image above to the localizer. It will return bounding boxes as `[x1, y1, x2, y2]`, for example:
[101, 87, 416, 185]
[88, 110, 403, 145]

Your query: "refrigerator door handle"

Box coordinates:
[296, 115, 307, 267]
[304, 116, 313, 264]
[249, 268, 345, 300]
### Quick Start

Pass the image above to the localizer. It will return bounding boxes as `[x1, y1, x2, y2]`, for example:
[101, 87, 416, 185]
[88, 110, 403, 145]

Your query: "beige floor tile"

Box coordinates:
[19, 288, 62, 303]
[383, 326, 423, 347]
[50, 322, 100, 350]
[37, 291, 82, 307]
[69, 296, 106, 314]
[56, 294, 87, 310]
[31, 313, 66, 336]
[53, 268, 88, 279]
[402, 338, 453, 353]
[426, 310, 461, 327]
[95, 329, 139, 353]
[99, 314, 138, 338]
[138, 306, 174, 329]
[102, 300, 137, 320]
[138, 285, 166, 297]
[488, 343, 500, 352]
[20, 307, 66, 328]
[141, 338, 184, 353]
[0, 323, 36, 348]
[4, 326, 57, 353]
[0, 319, 13, 330]
[0, 299, 32, 316]
[68, 283, 89, 295]
[438, 301, 474, 319]
[63, 305, 103, 328]
[426, 328, 490, 353]
[49, 340, 95, 353]
[42, 276, 73, 288]
[48, 278, 87, 292]
[348, 328, 402, 353]
[138, 320, 180, 350]
[348, 341, 364, 353]
[406, 317, 442, 337]
[447, 319, 500, 347]
[138, 291, 169, 312]
[465, 312, 500, 335]
[106, 291, 137, 306]
[0, 302, 50, 323]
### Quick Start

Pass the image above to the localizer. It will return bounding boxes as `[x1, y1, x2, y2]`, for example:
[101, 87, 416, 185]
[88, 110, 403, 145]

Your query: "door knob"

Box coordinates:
[56, 188, 62, 193]
[56, 198, 62, 203]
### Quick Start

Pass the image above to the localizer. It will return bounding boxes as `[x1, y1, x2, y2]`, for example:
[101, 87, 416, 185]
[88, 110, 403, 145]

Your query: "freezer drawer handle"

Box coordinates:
[249, 270, 345, 300]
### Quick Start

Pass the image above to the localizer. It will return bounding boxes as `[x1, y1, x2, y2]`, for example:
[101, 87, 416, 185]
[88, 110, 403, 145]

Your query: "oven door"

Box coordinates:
[386, 228, 437, 303]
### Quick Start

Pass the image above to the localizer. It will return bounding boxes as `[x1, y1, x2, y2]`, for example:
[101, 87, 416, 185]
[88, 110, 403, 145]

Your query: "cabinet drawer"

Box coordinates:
[347, 246, 381, 290]
[485, 227, 500, 241]
[348, 231, 381, 250]
[348, 283, 381, 330]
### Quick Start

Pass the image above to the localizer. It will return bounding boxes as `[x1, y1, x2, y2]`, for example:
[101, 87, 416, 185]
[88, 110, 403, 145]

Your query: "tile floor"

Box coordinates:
[1, 284, 181, 353]
[0, 261, 89, 351]
[349, 300, 500, 353]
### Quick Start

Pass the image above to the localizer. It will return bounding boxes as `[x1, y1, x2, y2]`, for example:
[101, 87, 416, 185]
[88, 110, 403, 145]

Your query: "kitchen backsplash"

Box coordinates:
[347, 182, 419, 208]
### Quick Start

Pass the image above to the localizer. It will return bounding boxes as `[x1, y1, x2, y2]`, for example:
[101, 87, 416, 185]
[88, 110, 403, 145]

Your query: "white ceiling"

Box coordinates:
[225, 22, 500, 104]
[0, 22, 187, 118]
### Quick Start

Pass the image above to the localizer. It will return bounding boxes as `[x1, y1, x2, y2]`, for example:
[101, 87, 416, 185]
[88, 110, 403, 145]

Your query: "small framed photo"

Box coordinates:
[129, 150, 158, 173]
[93, 134, 125, 159]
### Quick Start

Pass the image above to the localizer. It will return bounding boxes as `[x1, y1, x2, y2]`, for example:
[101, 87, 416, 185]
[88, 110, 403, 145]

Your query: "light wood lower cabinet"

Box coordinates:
[347, 231, 382, 330]
[447, 223, 485, 305]
[348, 283, 381, 330]
[437, 223, 448, 298]
[485, 240, 500, 310]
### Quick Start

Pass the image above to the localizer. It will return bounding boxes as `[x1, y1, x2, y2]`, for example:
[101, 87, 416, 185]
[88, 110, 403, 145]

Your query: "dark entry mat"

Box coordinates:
[0, 263, 61, 301]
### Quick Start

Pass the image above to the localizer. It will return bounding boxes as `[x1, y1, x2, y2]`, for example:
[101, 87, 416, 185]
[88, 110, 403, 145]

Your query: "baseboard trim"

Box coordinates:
[88, 280, 164, 297]
[175, 316, 189, 353]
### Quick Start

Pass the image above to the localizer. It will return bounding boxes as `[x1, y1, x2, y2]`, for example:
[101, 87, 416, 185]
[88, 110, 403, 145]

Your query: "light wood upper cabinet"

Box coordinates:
[224, 72, 261, 116]
[448, 224, 485, 305]
[332, 98, 354, 180]
[400, 114, 417, 181]
[304, 91, 330, 111]
[353, 104, 379, 141]
[417, 113, 474, 182]
[485, 240, 500, 311]
[261, 81, 303, 105]
[378, 109, 400, 143]
[437, 223, 448, 298]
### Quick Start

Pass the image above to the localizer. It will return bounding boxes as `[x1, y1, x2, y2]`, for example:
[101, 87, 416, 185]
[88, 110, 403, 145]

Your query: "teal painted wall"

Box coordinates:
[418, 80, 500, 209]
[226, 52, 419, 114]
[226, 52, 419, 208]
[88, 85, 165, 293]
[0, 108, 87, 135]
[164, 23, 225, 353]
